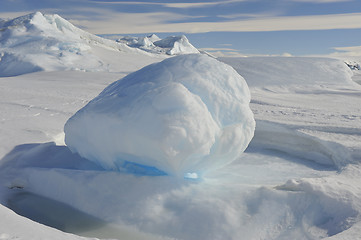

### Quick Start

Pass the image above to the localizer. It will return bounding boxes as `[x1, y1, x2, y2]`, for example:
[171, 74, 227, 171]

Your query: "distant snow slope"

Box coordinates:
[219, 57, 354, 88]
[0, 12, 167, 77]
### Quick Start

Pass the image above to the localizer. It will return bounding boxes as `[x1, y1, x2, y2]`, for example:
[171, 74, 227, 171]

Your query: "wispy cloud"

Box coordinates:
[200, 48, 294, 58]
[330, 45, 361, 56]
[0, 11, 35, 19]
[66, 10, 361, 34]
[200, 47, 241, 52]
[216, 11, 283, 20]
[90, 0, 247, 9]
[291, 0, 352, 3]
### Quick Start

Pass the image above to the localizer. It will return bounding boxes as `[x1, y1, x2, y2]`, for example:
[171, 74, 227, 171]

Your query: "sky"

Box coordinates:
[2, 0, 361, 57]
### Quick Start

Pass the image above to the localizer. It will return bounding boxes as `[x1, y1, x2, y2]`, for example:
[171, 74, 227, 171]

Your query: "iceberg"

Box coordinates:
[64, 54, 255, 177]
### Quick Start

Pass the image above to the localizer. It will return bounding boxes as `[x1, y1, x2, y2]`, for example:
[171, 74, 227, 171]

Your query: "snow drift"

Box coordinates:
[64, 54, 255, 177]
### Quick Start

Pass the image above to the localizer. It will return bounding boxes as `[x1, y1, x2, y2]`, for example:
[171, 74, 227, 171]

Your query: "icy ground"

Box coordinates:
[1, 12, 361, 240]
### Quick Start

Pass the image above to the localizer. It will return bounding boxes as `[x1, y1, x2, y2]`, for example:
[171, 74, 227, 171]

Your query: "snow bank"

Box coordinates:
[0, 141, 353, 240]
[0, 204, 90, 240]
[64, 54, 255, 177]
[250, 121, 352, 169]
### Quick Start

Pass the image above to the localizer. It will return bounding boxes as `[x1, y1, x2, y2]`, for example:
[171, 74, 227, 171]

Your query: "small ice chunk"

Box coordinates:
[64, 54, 255, 177]
[184, 172, 199, 179]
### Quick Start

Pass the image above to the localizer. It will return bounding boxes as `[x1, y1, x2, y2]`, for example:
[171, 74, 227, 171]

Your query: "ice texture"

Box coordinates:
[64, 54, 255, 177]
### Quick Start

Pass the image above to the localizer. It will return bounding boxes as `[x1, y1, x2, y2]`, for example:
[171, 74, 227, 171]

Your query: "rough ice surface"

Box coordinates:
[64, 54, 255, 177]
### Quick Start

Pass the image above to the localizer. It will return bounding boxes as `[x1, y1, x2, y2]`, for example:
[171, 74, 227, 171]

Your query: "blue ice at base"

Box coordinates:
[64, 54, 255, 178]
[122, 161, 200, 180]
[122, 161, 167, 176]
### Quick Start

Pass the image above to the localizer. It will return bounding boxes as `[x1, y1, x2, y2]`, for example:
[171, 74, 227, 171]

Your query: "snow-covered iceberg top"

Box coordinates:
[153, 35, 199, 55]
[115, 34, 199, 55]
[64, 54, 255, 177]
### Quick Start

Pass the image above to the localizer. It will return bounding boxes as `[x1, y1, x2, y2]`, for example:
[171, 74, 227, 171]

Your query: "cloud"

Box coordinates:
[0, 11, 35, 19]
[66, 10, 361, 34]
[68, 11, 188, 34]
[217, 11, 282, 20]
[200, 47, 241, 52]
[200, 48, 294, 58]
[90, 0, 247, 9]
[291, 0, 352, 3]
[330, 45, 361, 56]
[3, 6, 361, 36]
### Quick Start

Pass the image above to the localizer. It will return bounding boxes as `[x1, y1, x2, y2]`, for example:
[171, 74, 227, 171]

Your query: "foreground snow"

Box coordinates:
[1, 56, 361, 240]
[0, 204, 91, 240]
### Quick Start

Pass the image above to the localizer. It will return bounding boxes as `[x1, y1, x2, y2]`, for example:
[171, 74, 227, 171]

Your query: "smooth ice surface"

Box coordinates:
[64, 54, 255, 177]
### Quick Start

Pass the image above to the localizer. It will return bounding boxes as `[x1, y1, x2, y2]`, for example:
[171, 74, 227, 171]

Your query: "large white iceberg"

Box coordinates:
[64, 54, 255, 177]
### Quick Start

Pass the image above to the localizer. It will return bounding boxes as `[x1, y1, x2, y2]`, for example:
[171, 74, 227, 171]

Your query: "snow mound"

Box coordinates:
[0, 12, 154, 77]
[64, 54, 255, 177]
[114, 34, 199, 55]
